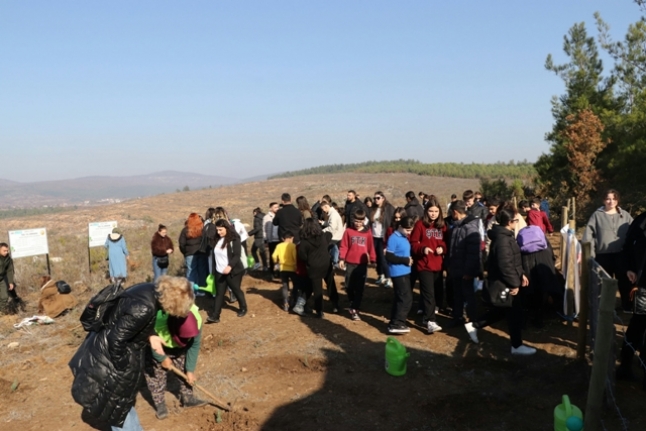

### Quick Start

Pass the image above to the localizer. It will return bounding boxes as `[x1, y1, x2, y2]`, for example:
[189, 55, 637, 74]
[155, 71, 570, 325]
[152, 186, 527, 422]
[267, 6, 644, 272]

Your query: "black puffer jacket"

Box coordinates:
[179, 227, 203, 256]
[624, 212, 646, 314]
[69, 283, 158, 427]
[487, 225, 524, 305]
[448, 215, 482, 278]
[298, 232, 332, 279]
[248, 212, 265, 241]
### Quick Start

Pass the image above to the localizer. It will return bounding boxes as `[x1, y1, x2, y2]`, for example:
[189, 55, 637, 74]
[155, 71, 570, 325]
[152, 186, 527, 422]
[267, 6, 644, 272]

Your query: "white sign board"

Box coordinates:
[88, 221, 118, 248]
[8, 228, 49, 259]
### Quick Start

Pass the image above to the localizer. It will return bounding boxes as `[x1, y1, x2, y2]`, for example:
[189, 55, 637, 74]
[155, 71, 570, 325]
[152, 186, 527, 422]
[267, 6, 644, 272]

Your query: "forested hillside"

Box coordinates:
[271, 159, 535, 180]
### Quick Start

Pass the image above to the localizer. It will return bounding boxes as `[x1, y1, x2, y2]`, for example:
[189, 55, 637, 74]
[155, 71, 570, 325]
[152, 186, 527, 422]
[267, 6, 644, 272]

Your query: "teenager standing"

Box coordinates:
[339, 209, 376, 321]
[371, 191, 395, 288]
[583, 189, 634, 311]
[386, 217, 415, 334]
[151, 224, 174, 282]
[410, 199, 447, 333]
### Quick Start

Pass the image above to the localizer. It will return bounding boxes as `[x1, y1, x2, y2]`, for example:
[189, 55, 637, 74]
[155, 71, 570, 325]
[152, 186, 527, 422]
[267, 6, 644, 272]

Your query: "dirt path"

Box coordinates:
[0, 268, 643, 431]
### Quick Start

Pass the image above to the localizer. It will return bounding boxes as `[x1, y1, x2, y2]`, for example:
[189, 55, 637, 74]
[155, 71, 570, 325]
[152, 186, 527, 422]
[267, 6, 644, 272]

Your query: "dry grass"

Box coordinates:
[0, 173, 478, 293]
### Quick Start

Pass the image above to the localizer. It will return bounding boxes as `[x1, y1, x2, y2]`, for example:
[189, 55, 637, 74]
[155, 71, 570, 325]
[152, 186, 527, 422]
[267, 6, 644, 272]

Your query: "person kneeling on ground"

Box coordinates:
[145, 302, 207, 419]
[464, 205, 536, 355]
[69, 275, 195, 431]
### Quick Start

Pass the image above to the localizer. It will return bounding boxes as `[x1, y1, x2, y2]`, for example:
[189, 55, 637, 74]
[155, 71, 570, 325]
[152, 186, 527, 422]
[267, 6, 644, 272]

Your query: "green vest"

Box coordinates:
[154, 304, 202, 349]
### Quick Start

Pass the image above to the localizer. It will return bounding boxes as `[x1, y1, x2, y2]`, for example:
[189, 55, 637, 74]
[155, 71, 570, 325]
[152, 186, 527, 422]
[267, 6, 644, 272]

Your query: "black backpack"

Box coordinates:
[79, 281, 124, 332]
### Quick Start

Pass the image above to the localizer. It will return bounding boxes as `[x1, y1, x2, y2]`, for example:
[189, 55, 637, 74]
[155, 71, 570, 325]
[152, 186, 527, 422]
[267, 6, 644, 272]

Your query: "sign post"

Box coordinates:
[8, 228, 51, 275]
[88, 221, 118, 273]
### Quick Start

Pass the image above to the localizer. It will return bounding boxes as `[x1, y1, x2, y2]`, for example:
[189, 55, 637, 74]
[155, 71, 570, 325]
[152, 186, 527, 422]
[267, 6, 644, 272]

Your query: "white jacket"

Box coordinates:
[263, 212, 280, 243]
[323, 207, 344, 242]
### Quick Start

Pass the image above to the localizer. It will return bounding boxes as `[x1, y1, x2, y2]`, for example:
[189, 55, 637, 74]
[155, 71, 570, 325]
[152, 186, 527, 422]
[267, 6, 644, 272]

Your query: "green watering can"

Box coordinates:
[197, 274, 216, 296]
[385, 337, 409, 377]
[554, 395, 583, 431]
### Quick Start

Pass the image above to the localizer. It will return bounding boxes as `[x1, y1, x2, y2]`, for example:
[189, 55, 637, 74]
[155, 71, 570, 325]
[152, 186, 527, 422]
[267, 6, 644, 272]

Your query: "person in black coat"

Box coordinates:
[69, 276, 195, 430]
[447, 200, 482, 325]
[345, 190, 369, 227]
[297, 219, 332, 318]
[463, 206, 536, 355]
[273, 193, 304, 243]
[404, 191, 424, 221]
[207, 219, 248, 323]
[248, 208, 267, 270]
[618, 211, 646, 388]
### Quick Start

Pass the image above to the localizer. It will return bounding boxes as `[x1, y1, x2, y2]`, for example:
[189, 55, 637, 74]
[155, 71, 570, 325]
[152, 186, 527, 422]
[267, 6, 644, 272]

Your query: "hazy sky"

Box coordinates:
[0, 1, 640, 182]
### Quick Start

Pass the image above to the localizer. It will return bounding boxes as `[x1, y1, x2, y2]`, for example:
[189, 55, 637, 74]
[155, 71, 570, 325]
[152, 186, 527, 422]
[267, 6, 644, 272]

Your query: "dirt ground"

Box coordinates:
[0, 266, 644, 431]
[0, 174, 642, 430]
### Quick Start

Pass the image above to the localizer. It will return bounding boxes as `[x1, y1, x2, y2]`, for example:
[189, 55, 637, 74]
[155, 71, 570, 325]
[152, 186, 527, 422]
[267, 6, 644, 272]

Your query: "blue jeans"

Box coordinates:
[329, 242, 339, 265]
[111, 407, 143, 431]
[152, 256, 168, 282]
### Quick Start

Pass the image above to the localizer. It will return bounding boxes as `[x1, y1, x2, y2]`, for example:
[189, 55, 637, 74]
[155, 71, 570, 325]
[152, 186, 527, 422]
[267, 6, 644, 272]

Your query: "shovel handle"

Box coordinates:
[168, 365, 231, 411]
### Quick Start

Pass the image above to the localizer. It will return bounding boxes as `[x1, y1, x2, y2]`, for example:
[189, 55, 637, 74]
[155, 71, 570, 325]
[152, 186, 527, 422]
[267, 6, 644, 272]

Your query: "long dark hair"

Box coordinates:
[300, 218, 322, 240]
[391, 207, 406, 230]
[495, 203, 517, 227]
[214, 219, 236, 249]
[605, 189, 625, 218]
[370, 191, 390, 223]
[205, 207, 216, 221]
[296, 196, 311, 215]
[422, 199, 445, 229]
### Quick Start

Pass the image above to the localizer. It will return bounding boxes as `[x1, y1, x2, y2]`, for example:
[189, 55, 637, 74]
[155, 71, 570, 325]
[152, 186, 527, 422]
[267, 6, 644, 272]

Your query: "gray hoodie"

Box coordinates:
[583, 207, 633, 256]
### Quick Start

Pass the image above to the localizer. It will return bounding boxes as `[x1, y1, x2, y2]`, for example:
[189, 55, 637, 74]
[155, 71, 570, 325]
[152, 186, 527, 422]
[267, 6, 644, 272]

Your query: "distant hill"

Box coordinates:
[270, 159, 536, 180]
[0, 171, 238, 209]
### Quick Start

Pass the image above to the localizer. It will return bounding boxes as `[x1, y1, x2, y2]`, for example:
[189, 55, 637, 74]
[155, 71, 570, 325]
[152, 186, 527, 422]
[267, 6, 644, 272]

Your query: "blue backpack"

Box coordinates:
[517, 226, 548, 254]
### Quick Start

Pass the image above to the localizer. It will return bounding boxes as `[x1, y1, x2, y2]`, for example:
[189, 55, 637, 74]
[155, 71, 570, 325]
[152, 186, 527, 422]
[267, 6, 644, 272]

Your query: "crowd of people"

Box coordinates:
[2, 186, 643, 430]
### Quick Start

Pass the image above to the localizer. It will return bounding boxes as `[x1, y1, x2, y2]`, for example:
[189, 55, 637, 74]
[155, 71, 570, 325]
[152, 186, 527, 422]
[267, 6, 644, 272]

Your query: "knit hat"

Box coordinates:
[167, 312, 199, 347]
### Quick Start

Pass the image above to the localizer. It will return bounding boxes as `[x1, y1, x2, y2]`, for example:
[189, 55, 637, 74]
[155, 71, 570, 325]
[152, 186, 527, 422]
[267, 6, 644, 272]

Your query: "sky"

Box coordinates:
[0, 1, 641, 182]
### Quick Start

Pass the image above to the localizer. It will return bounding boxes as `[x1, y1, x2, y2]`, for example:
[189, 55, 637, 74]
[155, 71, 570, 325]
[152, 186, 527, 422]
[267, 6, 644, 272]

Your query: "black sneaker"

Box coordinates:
[206, 316, 220, 324]
[237, 309, 247, 318]
[387, 324, 410, 334]
[155, 402, 168, 420]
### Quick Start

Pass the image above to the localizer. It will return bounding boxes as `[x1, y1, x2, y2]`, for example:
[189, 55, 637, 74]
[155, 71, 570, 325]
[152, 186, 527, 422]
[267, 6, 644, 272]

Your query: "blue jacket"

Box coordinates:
[386, 230, 411, 278]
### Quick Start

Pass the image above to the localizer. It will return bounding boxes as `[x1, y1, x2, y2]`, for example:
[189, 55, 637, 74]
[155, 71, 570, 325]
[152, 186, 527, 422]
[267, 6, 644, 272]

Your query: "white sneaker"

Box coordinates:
[384, 278, 393, 288]
[511, 345, 537, 355]
[464, 322, 479, 343]
[427, 321, 442, 334]
[375, 275, 385, 285]
[252, 263, 261, 270]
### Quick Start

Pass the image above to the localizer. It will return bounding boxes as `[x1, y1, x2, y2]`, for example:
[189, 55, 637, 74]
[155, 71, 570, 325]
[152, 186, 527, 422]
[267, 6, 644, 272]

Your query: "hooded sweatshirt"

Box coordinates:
[410, 220, 447, 272]
[404, 198, 424, 220]
[339, 227, 376, 265]
[583, 207, 633, 256]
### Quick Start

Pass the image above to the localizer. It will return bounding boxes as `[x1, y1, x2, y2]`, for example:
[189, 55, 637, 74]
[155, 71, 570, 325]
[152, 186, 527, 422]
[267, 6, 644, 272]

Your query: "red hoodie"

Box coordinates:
[409, 220, 447, 272]
[339, 227, 376, 265]
[527, 209, 553, 234]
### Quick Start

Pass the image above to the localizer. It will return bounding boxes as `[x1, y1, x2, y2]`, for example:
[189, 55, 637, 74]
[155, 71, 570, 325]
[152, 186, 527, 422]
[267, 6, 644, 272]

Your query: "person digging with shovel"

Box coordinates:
[145, 301, 207, 419]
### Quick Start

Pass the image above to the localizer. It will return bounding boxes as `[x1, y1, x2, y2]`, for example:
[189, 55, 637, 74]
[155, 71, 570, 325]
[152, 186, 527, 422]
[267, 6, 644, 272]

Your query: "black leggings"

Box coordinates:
[418, 271, 442, 322]
[209, 271, 247, 319]
[473, 294, 524, 348]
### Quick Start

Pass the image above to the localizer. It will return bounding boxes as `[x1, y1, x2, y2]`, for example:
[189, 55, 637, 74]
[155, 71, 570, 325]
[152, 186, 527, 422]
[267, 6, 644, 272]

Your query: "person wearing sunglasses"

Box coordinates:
[370, 192, 396, 288]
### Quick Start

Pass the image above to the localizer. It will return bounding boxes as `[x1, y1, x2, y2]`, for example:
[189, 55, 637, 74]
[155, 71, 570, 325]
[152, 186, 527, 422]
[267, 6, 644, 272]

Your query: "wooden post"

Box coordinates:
[577, 242, 592, 360]
[584, 277, 619, 431]
[566, 233, 576, 325]
[560, 206, 569, 269]
[512, 196, 518, 209]
[572, 197, 577, 224]
[46, 253, 52, 276]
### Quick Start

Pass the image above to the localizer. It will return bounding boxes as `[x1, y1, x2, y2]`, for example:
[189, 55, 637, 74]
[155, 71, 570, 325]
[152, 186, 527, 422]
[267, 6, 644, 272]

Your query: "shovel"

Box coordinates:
[169, 365, 232, 411]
